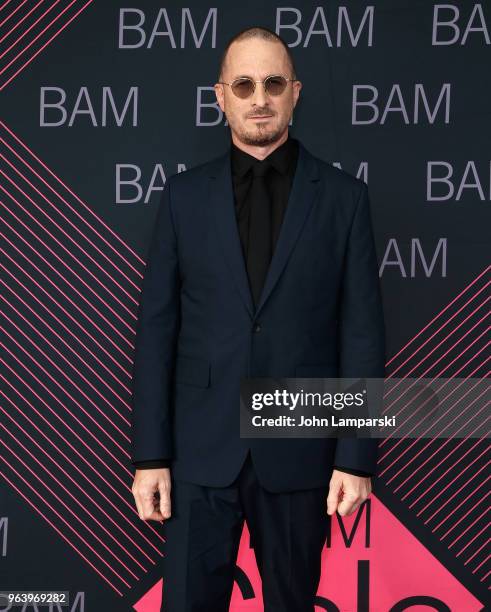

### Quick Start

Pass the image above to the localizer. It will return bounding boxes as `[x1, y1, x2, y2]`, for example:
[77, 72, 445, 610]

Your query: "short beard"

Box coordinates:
[229, 114, 286, 148]
[240, 129, 281, 147]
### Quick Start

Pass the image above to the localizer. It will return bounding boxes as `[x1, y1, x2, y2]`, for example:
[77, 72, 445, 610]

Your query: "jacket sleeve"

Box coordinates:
[133, 459, 172, 470]
[333, 182, 386, 476]
[130, 178, 180, 465]
[333, 465, 371, 478]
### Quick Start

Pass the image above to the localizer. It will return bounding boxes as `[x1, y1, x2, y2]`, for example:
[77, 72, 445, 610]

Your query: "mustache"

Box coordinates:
[246, 109, 274, 117]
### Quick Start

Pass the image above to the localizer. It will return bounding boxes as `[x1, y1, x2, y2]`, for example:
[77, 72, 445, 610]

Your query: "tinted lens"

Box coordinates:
[231, 78, 255, 98]
[265, 75, 288, 96]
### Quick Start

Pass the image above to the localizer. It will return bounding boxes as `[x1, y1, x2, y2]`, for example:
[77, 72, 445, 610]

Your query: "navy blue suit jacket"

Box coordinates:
[130, 138, 386, 492]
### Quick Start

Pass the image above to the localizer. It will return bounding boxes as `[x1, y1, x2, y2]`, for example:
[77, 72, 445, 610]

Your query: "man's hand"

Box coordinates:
[132, 468, 172, 522]
[327, 469, 372, 517]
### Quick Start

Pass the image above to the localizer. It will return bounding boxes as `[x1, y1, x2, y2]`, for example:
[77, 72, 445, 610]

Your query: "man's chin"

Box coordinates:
[239, 129, 283, 147]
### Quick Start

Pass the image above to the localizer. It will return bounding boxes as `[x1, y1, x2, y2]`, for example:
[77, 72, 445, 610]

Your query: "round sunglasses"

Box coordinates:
[218, 74, 297, 99]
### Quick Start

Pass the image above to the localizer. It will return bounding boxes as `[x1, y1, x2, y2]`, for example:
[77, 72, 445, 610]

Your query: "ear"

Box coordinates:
[214, 83, 225, 112]
[292, 80, 302, 108]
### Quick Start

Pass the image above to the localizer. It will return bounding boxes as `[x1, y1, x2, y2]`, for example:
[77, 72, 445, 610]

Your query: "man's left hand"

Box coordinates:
[327, 469, 372, 516]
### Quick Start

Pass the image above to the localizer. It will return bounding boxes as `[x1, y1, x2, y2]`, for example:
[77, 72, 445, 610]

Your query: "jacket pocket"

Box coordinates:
[175, 355, 211, 387]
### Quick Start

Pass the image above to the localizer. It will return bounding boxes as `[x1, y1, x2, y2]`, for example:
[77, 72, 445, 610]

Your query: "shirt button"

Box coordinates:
[253, 323, 261, 333]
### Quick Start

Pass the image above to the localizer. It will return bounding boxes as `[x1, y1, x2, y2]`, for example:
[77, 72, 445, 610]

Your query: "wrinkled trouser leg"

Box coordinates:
[161, 452, 328, 611]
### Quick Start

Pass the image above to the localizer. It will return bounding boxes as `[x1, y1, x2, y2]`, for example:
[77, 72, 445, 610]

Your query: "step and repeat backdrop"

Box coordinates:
[1, 1, 489, 610]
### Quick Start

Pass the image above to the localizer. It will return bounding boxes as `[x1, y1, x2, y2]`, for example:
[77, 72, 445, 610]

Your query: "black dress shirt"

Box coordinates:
[231, 134, 299, 267]
[133, 136, 371, 478]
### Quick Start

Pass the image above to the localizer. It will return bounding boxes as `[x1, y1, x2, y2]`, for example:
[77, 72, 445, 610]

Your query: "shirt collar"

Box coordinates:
[231, 135, 298, 178]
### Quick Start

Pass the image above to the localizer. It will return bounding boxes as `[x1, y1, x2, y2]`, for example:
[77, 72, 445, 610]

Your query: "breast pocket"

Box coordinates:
[175, 355, 211, 388]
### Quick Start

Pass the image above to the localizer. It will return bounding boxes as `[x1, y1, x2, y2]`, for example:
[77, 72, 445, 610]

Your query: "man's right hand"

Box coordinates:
[132, 468, 172, 522]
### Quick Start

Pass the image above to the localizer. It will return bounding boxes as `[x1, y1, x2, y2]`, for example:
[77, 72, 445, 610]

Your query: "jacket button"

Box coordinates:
[253, 323, 261, 333]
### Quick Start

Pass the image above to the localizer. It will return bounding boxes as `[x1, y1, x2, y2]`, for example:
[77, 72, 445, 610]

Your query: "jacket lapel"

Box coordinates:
[209, 139, 321, 321]
[209, 147, 256, 318]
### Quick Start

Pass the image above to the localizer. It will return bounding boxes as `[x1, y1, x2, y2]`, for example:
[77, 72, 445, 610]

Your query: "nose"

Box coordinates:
[250, 80, 268, 108]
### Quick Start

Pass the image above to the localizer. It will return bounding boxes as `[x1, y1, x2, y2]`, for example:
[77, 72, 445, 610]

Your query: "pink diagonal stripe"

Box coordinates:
[0, 398, 160, 565]
[434, 474, 489, 535]
[378, 353, 490, 473]
[380, 322, 490, 449]
[1, 227, 134, 353]
[381, 353, 489, 467]
[377, 344, 490, 476]
[472, 552, 490, 575]
[0, 0, 64, 61]
[383, 295, 489, 403]
[1, 147, 141, 297]
[418, 451, 490, 519]
[1, 187, 138, 326]
[382, 359, 488, 452]
[445, 504, 490, 547]
[0, 1, 16, 16]
[1, 120, 144, 268]
[0, 339, 132, 471]
[386, 266, 489, 371]
[2, 294, 132, 421]
[0, 1, 94, 92]
[0, 378, 164, 547]
[1, 443, 132, 588]
[0, 467, 123, 596]
[1, 277, 131, 398]
[410, 436, 489, 511]
[389, 380, 489, 491]
[459, 532, 489, 563]
[1, 323, 131, 452]
[382, 377, 488, 489]
[0, 0, 32, 31]
[1, 422, 140, 580]
[1, 255, 132, 374]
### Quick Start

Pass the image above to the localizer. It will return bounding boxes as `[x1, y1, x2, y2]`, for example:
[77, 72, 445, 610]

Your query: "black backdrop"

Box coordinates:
[1, 1, 489, 610]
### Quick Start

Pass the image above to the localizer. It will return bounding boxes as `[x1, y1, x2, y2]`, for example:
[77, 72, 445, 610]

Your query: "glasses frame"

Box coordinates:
[217, 74, 298, 99]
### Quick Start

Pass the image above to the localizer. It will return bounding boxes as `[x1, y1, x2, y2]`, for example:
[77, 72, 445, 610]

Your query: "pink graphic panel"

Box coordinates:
[311, 496, 483, 611]
[134, 495, 483, 610]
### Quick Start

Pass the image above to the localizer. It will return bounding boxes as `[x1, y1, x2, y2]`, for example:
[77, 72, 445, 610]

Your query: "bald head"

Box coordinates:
[218, 26, 296, 82]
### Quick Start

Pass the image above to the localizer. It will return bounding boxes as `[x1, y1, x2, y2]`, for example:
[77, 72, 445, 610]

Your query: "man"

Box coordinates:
[131, 26, 385, 612]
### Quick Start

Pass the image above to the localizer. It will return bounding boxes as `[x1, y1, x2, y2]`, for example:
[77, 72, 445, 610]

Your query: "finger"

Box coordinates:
[141, 490, 162, 521]
[158, 481, 172, 519]
[347, 503, 361, 516]
[132, 483, 144, 519]
[337, 492, 360, 516]
[133, 490, 163, 521]
[326, 478, 342, 515]
[134, 495, 143, 520]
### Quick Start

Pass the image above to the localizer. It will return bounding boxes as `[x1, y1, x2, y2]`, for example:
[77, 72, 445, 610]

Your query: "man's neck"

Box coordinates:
[231, 130, 289, 161]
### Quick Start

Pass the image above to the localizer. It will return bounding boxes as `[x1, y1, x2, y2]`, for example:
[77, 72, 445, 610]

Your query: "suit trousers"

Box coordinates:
[160, 450, 329, 611]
